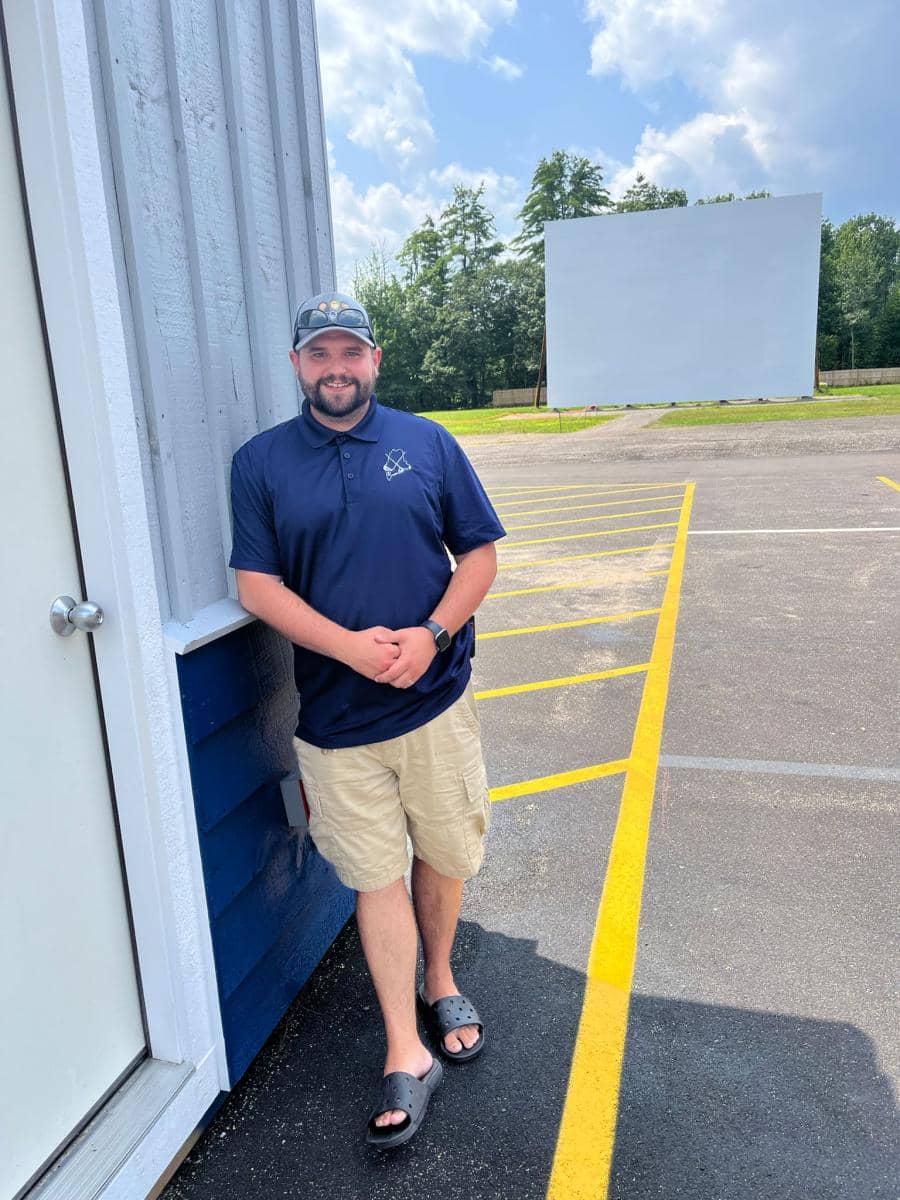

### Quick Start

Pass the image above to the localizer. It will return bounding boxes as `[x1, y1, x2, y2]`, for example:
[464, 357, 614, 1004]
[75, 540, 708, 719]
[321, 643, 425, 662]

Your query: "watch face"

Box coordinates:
[435, 627, 451, 652]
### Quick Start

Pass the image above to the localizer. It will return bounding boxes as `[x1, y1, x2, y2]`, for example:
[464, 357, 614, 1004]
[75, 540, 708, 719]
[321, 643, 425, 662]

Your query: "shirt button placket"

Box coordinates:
[337, 438, 358, 503]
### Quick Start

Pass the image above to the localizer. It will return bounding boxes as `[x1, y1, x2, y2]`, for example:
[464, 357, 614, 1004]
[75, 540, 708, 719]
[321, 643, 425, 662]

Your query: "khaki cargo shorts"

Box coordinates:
[292, 681, 491, 893]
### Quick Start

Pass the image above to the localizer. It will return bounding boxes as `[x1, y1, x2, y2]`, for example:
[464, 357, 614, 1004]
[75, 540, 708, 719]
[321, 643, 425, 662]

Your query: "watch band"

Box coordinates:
[421, 618, 451, 652]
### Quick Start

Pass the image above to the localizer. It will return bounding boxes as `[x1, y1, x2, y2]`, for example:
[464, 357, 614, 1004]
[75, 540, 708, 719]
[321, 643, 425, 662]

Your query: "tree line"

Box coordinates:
[352, 150, 900, 411]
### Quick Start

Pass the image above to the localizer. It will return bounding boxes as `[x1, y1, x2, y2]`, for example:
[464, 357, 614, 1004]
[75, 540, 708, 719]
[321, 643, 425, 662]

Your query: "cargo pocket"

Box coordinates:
[460, 759, 491, 869]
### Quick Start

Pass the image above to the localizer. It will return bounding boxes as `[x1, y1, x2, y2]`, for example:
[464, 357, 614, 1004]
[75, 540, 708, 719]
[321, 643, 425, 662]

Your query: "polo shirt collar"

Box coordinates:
[297, 395, 384, 446]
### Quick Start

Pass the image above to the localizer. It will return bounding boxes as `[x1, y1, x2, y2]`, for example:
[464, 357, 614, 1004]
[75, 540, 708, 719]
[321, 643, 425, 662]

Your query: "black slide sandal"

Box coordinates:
[417, 989, 485, 1062]
[365, 1058, 443, 1149]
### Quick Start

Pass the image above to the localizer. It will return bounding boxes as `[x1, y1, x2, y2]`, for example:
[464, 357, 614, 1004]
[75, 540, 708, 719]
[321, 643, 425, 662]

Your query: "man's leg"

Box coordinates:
[355, 877, 434, 1128]
[411, 856, 481, 1054]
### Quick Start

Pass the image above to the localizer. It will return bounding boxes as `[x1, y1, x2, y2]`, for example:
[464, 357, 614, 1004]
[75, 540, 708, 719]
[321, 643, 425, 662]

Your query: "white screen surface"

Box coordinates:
[544, 193, 822, 407]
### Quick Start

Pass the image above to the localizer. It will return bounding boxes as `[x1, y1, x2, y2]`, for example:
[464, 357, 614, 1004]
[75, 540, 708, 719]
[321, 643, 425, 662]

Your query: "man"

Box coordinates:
[228, 291, 505, 1149]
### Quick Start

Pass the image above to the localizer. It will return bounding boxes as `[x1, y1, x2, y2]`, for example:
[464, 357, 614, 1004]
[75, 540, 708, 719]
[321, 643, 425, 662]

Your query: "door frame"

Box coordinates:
[3, 1, 227, 1189]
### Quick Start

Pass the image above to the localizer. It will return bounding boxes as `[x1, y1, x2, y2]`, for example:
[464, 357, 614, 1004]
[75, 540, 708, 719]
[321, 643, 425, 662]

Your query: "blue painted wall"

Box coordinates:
[177, 621, 354, 1085]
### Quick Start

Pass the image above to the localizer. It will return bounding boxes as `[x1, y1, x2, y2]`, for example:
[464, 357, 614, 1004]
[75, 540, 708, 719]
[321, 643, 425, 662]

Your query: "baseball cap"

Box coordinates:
[292, 291, 376, 351]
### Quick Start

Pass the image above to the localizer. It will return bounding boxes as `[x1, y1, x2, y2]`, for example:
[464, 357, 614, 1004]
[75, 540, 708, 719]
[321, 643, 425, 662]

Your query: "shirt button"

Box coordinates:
[343, 452, 351, 460]
[336, 435, 346, 444]
[347, 472, 354, 479]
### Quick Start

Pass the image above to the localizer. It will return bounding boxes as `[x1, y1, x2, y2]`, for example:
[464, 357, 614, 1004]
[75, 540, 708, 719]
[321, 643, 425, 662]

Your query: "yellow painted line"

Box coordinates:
[642, 569, 669, 577]
[546, 482, 695, 1200]
[477, 608, 662, 640]
[505, 506, 681, 532]
[490, 759, 630, 803]
[475, 662, 649, 701]
[486, 577, 661, 600]
[495, 492, 685, 518]
[496, 542, 676, 572]
[876, 475, 900, 492]
[503, 522, 678, 549]
[489, 485, 630, 499]
[492, 482, 686, 505]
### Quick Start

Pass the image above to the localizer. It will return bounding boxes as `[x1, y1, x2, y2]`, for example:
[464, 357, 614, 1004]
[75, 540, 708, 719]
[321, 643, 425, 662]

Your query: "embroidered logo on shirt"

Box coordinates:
[383, 448, 412, 480]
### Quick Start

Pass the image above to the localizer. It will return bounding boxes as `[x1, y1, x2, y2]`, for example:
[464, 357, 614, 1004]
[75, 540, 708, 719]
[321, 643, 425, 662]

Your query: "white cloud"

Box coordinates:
[610, 111, 772, 200]
[585, 0, 899, 208]
[483, 54, 524, 80]
[316, 1, 517, 166]
[329, 172, 436, 286]
[329, 163, 526, 288]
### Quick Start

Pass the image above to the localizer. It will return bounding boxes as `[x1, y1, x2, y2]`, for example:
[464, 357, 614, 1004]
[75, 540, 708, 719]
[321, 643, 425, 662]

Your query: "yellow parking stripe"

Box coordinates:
[505, 506, 681, 532]
[490, 759, 630, 803]
[492, 482, 686, 505]
[475, 662, 649, 700]
[496, 542, 676, 572]
[486, 577, 661, 600]
[477, 608, 661, 640]
[546, 483, 695, 1200]
[495, 492, 685, 518]
[876, 475, 900, 492]
[503, 521, 678, 549]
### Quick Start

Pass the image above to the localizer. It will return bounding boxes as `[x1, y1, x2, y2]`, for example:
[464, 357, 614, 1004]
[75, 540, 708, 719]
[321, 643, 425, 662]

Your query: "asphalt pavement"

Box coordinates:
[162, 418, 899, 1200]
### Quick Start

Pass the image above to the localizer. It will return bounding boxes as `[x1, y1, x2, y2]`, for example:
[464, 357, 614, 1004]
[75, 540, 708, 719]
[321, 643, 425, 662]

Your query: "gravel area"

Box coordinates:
[459, 413, 900, 467]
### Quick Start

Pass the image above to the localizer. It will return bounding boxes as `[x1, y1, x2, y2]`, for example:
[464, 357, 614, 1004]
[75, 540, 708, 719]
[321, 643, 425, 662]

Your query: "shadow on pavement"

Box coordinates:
[611, 993, 899, 1200]
[163, 919, 897, 1200]
[163, 918, 584, 1200]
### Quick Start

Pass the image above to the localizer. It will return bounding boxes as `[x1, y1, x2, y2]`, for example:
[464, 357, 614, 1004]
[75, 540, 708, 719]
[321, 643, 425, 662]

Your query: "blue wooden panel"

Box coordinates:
[179, 622, 294, 745]
[201, 782, 288, 919]
[188, 712, 285, 832]
[222, 852, 355, 1083]
[177, 622, 352, 1087]
[212, 838, 314, 998]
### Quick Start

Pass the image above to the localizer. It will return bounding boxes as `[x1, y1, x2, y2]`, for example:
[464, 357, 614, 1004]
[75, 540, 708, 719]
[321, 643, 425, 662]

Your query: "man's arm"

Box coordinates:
[235, 570, 400, 680]
[373, 542, 498, 687]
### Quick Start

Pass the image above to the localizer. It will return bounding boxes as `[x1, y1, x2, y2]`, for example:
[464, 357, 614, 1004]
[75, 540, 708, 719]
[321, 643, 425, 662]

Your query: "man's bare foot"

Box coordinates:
[373, 1044, 434, 1128]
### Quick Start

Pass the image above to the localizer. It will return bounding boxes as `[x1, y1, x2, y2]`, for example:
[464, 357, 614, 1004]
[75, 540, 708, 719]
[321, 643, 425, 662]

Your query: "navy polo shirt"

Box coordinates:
[229, 397, 506, 748]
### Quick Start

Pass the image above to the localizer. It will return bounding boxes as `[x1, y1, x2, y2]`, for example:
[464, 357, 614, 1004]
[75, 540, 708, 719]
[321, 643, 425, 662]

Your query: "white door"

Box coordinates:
[0, 47, 147, 1200]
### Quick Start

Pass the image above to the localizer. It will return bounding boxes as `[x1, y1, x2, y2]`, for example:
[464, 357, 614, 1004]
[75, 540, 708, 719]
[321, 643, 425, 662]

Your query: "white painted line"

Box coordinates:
[688, 527, 900, 535]
[659, 754, 900, 783]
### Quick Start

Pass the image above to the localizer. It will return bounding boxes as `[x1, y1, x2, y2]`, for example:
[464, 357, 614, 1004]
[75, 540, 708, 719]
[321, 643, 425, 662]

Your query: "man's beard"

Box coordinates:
[301, 373, 375, 419]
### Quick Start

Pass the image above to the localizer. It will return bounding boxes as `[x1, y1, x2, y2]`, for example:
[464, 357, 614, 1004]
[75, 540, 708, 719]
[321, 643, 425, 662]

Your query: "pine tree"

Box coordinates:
[615, 173, 687, 212]
[512, 150, 611, 265]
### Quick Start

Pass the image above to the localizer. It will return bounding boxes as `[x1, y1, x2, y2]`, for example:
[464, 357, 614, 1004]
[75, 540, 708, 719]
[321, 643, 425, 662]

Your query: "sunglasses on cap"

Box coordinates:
[294, 302, 373, 343]
[297, 305, 371, 331]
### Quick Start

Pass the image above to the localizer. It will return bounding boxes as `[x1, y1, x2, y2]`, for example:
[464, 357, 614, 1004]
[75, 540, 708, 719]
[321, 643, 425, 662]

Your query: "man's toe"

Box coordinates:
[445, 1024, 480, 1053]
[375, 1109, 406, 1127]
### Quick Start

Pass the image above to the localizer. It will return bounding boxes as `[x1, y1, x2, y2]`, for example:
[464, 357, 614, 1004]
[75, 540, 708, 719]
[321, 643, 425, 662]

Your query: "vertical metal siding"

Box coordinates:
[93, 0, 334, 622]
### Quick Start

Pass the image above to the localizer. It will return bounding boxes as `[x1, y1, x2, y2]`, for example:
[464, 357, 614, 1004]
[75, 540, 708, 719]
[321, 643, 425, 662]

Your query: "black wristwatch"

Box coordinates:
[421, 618, 451, 652]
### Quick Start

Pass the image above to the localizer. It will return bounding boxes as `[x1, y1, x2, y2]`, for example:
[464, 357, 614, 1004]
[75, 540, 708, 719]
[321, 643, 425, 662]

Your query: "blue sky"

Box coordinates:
[315, 0, 900, 287]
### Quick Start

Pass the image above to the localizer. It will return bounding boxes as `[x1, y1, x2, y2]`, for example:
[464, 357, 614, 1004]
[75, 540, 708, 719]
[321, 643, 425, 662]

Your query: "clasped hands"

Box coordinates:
[344, 625, 438, 689]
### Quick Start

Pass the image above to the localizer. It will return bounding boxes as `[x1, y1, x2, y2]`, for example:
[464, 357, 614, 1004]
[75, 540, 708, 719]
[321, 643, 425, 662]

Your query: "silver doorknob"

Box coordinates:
[50, 595, 105, 636]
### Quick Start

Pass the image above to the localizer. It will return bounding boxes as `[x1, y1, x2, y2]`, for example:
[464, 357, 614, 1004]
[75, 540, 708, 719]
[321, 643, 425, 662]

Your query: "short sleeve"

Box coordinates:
[437, 430, 506, 556]
[228, 444, 282, 575]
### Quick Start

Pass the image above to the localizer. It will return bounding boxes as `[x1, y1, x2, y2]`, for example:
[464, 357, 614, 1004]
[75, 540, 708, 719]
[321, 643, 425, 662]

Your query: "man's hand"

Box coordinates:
[372, 627, 437, 688]
[340, 627, 402, 680]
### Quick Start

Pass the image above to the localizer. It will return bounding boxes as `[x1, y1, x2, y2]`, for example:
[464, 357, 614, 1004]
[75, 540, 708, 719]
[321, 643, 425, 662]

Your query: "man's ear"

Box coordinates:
[373, 346, 383, 369]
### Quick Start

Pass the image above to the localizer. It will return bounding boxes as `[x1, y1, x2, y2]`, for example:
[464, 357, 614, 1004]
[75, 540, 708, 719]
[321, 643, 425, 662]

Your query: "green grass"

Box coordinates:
[650, 387, 900, 427]
[818, 383, 900, 398]
[417, 405, 620, 436]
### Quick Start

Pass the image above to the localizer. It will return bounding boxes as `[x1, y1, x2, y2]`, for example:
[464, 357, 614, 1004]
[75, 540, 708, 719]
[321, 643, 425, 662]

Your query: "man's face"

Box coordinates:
[290, 330, 382, 421]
